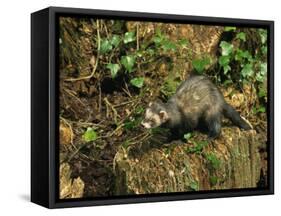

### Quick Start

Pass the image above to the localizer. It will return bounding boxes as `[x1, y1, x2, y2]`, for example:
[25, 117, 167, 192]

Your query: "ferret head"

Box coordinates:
[141, 101, 169, 129]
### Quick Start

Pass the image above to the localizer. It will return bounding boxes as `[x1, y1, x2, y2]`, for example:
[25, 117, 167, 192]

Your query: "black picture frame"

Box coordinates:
[31, 6, 274, 208]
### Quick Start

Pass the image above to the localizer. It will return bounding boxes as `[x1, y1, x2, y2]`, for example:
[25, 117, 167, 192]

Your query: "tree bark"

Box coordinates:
[114, 128, 263, 195]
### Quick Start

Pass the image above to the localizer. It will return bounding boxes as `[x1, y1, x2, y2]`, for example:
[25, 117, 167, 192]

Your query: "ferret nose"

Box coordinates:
[141, 121, 148, 128]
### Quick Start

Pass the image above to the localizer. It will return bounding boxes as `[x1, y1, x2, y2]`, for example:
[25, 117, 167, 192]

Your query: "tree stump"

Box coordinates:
[114, 128, 263, 195]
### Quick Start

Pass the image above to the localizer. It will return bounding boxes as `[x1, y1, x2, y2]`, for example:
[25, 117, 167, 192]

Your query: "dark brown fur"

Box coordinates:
[142, 75, 252, 138]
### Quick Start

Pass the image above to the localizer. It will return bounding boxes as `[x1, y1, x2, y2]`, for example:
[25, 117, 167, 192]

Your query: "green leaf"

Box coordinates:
[146, 48, 155, 55]
[100, 39, 113, 54]
[124, 117, 142, 130]
[258, 89, 266, 98]
[130, 77, 144, 88]
[220, 41, 233, 56]
[82, 127, 97, 142]
[192, 57, 211, 74]
[187, 140, 208, 154]
[210, 176, 218, 186]
[223, 65, 231, 74]
[178, 38, 189, 47]
[253, 106, 266, 114]
[224, 26, 236, 32]
[136, 50, 144, 57]
[162, 40, 177, 51]
[135, 106, 145, 114]
[257, 106, 266, 113]
[241, 63, 254, 78]
[124, 32, 135, 44]
[106, 63, 120, 78]
[261, 45, 267, 55]
[223, 79, 233, 86]
[183, 133, 193, 141]
[236, 32, 246, 42]
[256, 63, 267, 82]
[235, 49, 252, 61]
[110, 35, 121, 47]
[153, 35, 163, 45]
[122, 140, 132, 149]
[260, 63, 267, 75]
[189, 181, 199, 191]
[258, 86, 267, 98]
[218, 55, 230, 66]
[121, 55, 135, 72]
[218, 56, 231, 74]
[205, 153, 221, 169]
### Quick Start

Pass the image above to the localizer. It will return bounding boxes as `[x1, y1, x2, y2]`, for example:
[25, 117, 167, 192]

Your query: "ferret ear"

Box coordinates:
[159, 110, 168, 121]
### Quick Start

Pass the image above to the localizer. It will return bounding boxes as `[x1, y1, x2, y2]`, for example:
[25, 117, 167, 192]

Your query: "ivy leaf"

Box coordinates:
[82, 127, 97, 142]
[189, 181, 199, 191]
[130, 77, 144, 88]
[258, 86, 266, 98]
[106, 63, 120, 78]
[124, 32, 135, 44]
[223, 65, 231, 74]
[110, 35, 121, 47]
[178, 38, 189, 48]
[236, 32, 246, 42]
[241, 63, 254, 78]
[223, 80, 233, 86]
[100, 39, 113, 54]
[260, 63, 267, 75]
[162, 40, 177, 51]
[183, 133, 193, 141]
[192, 57, 211, 74]
[205, 153, 221, 169]
[235, 49, 252, 61]
[121, 55, 135, 73]
[210, 176, 218, 186]
[218, 55, 230, 66]
[220, 41, 233, 56]
[253, 106, 266, 114]
[256, 63, 267, 82]
[219, 55, 231, 74]
[257, 107, 266, 113]
[224, 26, 236, 32]
[153, 35, 163, 45]
[261, 45, 267, 55]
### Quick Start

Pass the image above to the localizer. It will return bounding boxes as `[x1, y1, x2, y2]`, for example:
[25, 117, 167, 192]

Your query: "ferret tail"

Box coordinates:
[223, 103, 252, 130]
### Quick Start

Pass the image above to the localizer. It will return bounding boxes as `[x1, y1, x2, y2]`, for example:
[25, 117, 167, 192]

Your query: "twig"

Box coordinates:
[127, 131, 150, 143]
[122, 80, 132, 97]
[64, 88, 87, 108]
[67, 119, 106, 128]
[98, 82, 102, 113]
[113, 98, 139, 108]
[103, 20, 109, 38]
[65, 20, 101, 82]
[104, 97, 120, 124]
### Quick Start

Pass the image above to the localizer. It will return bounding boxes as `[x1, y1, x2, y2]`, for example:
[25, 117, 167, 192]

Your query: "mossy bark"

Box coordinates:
[114, 128, 263, 195]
